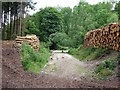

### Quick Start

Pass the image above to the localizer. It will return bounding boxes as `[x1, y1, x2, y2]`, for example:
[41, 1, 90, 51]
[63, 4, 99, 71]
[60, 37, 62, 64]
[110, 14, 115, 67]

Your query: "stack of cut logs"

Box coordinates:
[16, 35, 40, 51]
[84, 23, 120, 51]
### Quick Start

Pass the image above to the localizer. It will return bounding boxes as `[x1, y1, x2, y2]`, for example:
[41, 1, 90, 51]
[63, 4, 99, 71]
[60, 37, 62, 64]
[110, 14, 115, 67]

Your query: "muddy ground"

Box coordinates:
[1, 41, 120, 88]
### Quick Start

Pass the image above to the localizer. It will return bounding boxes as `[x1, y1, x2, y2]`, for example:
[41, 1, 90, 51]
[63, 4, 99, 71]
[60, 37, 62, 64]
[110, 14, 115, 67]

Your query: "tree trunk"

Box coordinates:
[10, 13, 13, 40]
[0, 1, 2, 40]
[13, 15, 16, 39]
[2, 12, 6, 40]
[16, 14, 19, 36]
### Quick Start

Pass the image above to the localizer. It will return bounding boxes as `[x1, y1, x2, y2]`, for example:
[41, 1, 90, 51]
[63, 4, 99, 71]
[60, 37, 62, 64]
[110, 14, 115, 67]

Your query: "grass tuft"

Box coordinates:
[95, 57, 117, 80]
[68, 46, 109, 61]
[21, 42, 50, 73]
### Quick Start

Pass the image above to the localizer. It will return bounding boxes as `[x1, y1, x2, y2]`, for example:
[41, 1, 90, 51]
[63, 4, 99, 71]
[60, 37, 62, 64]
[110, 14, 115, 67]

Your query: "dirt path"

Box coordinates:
[41, 50, 119, 83]
[41, 52, 93, 80]
[2, 41, 119, 88]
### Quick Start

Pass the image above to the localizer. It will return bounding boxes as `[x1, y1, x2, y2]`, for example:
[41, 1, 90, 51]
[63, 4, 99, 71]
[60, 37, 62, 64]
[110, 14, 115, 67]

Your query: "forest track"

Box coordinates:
[41, 52, 92, 80]
[2, 41, 119, 88]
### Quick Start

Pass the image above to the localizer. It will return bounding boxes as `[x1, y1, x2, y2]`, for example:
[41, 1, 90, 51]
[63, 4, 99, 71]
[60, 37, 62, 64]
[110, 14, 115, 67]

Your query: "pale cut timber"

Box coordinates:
[15, 34, 40, 51]
[84, 23, 120, 51]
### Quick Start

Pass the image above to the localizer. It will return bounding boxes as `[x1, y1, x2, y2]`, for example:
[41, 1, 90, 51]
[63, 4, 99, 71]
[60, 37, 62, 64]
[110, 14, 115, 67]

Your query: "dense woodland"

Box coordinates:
[25, 1, 119, 50]
[1, 1, 119, 50]
[1, 1, 36, 39]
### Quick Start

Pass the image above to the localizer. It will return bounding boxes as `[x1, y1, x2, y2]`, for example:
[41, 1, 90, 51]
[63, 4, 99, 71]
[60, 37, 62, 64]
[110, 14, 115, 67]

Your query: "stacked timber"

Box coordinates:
[15, 34, 40, 51]
[84, 23, 120, 51]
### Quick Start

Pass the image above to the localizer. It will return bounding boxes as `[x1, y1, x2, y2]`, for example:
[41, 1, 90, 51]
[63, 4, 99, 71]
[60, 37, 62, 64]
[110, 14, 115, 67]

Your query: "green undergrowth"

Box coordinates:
[68, 46, 109, 61]
[68, 46, 119, 80]
[95, 57, 118, 80]
[21, 42, 50, 73]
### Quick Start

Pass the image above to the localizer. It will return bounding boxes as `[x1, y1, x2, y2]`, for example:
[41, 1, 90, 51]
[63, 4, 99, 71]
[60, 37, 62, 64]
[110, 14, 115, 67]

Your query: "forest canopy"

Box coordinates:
[24, 1, 118, 49]
[1, 0, 119, 49]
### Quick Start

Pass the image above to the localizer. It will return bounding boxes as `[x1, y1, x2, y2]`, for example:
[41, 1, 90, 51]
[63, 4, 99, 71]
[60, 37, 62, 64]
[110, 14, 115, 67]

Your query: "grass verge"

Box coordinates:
[68, 46, 109, 61]
[21, 42, 50, 73]
[95, 57, 118, 80]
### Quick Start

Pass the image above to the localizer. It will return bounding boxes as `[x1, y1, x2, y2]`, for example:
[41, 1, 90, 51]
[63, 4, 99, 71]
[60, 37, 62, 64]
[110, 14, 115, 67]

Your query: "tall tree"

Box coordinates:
[1, 1, 36, 40]
[28, 7, 63, 42]
[115, 1, 120, 21]
[60, 7, 72, 34]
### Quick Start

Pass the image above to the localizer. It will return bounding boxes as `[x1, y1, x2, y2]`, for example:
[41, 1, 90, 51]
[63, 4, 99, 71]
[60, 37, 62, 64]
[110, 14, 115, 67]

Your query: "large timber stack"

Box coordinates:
[84, 23, 120, 51]
[15, 35, 40, 51]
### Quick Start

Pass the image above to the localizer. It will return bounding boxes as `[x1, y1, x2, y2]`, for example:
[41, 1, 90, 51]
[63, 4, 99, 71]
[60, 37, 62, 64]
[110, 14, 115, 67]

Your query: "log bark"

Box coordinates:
[15, 34, 40, 51]
[84, 23, 120, 51]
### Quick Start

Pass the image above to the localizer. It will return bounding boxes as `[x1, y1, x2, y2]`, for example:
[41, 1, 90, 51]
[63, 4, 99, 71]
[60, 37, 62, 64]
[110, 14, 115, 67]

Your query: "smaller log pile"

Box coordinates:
[84, 23, 120, 51]
[15, 35, 40, 51]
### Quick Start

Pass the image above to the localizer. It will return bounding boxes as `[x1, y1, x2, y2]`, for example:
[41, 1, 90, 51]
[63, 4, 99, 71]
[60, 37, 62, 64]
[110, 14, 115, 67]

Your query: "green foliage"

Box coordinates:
[49, 32, 72, 48]
[115, 1, 120, 20]
[60, 1, 118, 48]
[21, 43, 50, 73]
[95, 57, 117, 79]
[24, 1, 118, 49]
[2, 2, 36, 40]
[96, 58, 117, 73]
[24, 19, 39, 36]
[68, 47, 109, 61]
[60, 7, 72, 34]
[31, 7, 63, 42]
[99, 68, 112, 76]
[57, 45, 69, 50]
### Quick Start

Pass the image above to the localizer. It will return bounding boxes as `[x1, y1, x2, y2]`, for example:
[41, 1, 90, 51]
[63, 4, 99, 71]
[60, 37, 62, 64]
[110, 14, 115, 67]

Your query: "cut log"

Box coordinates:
[84, 23, 120, 51]
[15, 34, 40, 51]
